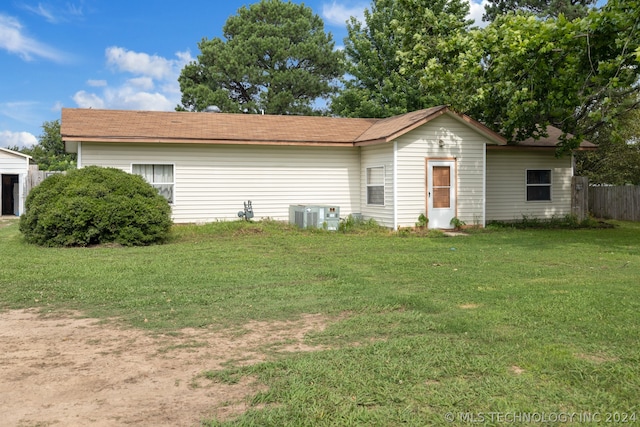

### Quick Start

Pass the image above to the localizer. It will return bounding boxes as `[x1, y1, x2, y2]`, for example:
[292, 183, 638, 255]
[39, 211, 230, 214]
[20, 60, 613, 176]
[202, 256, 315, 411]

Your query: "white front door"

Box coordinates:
[427, 160, 456, 229]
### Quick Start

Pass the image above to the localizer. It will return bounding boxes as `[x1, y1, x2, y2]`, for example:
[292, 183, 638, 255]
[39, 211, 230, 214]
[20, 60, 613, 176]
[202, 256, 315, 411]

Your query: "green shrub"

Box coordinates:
[449, 216, 466, 230]
[20, 166, 172, 247]
[487, 214, 612, 230]
[415, 213, 428, 228]
[338, 214, 383, 234]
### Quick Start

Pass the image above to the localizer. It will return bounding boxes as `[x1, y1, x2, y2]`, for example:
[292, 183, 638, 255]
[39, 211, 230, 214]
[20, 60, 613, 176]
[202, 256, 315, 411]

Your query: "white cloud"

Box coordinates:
[0, 13, 69, 62]
[0, 101, 39, 123]
[72, 91, 105, 109]
[66, 3, 84, 18]
[111, 89, 174, 111]
[106, 47, 183, 81]
[127, 77, 155, 91]
[321, 1, 489, 30]
[0, 130, 38, 149]
[175, 51, 194, 64]
[87, 79, 107, 87]
[74, 48, 193, 111]
[23, 3, 57, 23]
[159, 80, 182, 98]
[74, 85, 174, 111]
[321, 1, 366, 26]
[22, 2, 84, 23]
[467, 0, 490, 28]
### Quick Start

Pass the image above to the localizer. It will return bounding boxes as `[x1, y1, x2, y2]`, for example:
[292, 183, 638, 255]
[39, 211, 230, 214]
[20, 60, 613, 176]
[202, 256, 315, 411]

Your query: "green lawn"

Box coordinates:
[1, 219, 639, 426]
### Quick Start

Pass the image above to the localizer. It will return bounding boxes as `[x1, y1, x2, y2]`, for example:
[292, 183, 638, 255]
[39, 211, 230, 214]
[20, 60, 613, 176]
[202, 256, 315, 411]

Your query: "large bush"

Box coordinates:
[20, 166, 172, 247]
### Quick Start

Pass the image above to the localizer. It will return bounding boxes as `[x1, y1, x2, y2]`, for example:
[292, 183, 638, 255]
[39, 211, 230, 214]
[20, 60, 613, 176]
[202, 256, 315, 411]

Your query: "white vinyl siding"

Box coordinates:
[395, 114, 488, 228]
[0, 149, 30, 174]
[80, 143, 361, 223]
[486, 150, 572, 221]
[361, 144, 394, 227]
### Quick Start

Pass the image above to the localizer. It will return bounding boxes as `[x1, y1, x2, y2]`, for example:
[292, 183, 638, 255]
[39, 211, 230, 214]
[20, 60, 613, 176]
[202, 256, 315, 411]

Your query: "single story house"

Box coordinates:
[0, 147, 33, 216]
[60, 106, 595, 229]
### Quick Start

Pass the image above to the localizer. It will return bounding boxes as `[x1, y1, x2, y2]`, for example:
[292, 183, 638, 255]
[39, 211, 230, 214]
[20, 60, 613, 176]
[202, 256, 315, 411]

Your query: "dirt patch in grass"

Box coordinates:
[0, 216, 18, 229]
[0, 309, 332, 426]
[510, 365, 526, 375]
[459, 303, 480, 309]
[575, 352, 619, 364]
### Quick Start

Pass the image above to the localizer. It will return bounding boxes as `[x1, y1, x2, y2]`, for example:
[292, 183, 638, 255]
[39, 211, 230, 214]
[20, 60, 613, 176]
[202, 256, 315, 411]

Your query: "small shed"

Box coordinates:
[0, 147, 33, 216]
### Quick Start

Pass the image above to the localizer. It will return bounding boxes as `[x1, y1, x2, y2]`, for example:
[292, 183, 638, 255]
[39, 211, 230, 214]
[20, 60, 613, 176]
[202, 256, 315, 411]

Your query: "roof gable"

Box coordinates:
[354, 107, 507, 145]
[0, 147, 32, 160]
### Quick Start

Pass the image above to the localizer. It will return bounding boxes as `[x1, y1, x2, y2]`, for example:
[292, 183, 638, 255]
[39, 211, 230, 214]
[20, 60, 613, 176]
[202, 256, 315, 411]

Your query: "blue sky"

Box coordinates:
[0, 0, 487, 148]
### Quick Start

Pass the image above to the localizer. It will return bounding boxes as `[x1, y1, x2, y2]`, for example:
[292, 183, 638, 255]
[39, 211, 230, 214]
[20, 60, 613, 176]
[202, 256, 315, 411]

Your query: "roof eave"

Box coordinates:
[354, 137, 391, 147]
[62, 136, 357, 148]
[487, 144, 597, 151]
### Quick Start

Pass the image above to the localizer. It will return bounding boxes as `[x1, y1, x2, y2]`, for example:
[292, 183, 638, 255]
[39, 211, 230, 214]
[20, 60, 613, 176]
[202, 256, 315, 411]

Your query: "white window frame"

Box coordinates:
[366, 165, 385, 206]
[131, 163, 175, 204]
[525, 169, 552, 202]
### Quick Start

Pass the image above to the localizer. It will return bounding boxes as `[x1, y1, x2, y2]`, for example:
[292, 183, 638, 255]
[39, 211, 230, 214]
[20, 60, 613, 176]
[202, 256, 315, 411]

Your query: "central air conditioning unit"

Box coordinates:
[289, 205, 340, 231]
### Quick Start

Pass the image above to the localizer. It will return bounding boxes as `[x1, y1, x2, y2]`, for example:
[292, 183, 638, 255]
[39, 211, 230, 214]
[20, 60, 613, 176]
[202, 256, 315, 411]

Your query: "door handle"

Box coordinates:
[428, 192, 431, 198]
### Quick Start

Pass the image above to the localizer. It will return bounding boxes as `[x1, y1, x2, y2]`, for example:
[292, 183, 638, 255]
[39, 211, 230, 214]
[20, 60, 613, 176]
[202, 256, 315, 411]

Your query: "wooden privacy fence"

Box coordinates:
[27, 165, 45, 194]
[572, 176, 589, 221]
[589, 185, 640, 221]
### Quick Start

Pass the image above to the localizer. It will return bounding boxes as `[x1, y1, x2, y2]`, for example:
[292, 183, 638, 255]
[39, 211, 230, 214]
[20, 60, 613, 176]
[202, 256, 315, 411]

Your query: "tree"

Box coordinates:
[483, 0, 598, 22]
[177, 0, 344, 115]
[400, 0, 640, 150]
[331, 0, 472, 118]
[575, 109, 640, 184]
[10, 120, 76, 171]
[331, 0, 424, 118]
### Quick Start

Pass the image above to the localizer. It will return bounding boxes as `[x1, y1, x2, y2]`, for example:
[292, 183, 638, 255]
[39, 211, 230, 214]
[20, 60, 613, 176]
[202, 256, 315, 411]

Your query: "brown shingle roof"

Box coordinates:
[487, 125, 596, 150]
[355, 107, 447, 144]
[519, 126, 596, 149]
[61, 109, 377, 146]
[61, 106, 507, 147]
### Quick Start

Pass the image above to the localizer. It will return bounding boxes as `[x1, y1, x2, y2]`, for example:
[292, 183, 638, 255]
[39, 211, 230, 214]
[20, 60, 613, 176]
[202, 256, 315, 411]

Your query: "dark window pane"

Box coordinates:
[527, 170, 551, 185]
[527, 186, 551, 201]
[367, 186, 384, 205]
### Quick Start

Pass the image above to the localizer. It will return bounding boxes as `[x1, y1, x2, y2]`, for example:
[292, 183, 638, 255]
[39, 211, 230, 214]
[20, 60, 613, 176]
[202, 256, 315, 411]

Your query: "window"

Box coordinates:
[367, 166, 384, 205]
[526, 169, 551, 201]
[132, 164, 174, 203]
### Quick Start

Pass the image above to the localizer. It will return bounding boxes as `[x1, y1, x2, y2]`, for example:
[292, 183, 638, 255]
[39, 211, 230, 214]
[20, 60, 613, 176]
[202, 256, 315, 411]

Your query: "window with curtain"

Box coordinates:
[526, 169, 551, 201]
[132, 164, 174, 203]
[366, 166, 384, 205]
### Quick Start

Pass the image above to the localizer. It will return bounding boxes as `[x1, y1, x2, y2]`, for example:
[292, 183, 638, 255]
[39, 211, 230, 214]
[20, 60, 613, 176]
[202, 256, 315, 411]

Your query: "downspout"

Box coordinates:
[482, 143, 487, 227]
[19, 156, 28, 216]
[77, 142, 82, 168]
[393, 140, 398, 230]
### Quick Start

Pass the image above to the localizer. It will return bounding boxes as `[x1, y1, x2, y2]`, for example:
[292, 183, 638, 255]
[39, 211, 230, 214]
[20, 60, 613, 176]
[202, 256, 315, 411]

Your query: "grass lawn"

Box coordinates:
[1, 219, 639, 425]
